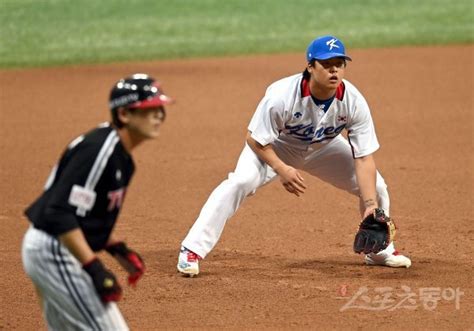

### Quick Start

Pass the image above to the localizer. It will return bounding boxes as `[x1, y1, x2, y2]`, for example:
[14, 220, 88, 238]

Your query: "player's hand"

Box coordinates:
[362, 206, 377, 219]
[106, 242, 145, 286]
[277, 165, 306, 196]
[83, 258, 122, 303]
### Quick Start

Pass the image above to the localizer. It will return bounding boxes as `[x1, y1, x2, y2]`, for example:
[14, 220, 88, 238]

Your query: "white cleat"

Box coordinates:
[177, 246, 201, 277]
[365, 250, 412, 268]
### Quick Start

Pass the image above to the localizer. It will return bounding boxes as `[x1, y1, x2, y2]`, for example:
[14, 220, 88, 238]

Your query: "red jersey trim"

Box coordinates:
[301, 76, 345, 101]
[335, 82, 345, 101]
[301, 76, 311, 97]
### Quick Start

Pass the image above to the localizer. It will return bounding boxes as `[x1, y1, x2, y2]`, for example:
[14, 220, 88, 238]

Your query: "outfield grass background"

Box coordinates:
[1, 0, 473, 68]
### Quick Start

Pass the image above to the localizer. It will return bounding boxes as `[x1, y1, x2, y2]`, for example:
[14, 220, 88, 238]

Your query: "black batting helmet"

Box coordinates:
[109, 73, 173, 127]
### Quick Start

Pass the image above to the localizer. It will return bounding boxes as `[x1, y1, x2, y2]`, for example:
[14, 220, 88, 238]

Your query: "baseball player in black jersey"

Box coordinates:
[21, 73, 173, 330]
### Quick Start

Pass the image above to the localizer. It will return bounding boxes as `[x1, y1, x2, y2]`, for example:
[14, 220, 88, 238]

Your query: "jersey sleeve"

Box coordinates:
[40, 143, 102, 235]
[346, 95, 380, 158]
[247, 95, 286, 146]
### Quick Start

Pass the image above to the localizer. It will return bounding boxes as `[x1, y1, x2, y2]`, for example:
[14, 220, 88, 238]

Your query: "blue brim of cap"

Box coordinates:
[312, 52, 352, 61]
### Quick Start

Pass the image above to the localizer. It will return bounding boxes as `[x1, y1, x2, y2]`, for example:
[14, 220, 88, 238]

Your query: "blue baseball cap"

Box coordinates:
[306, 35, 352, 62]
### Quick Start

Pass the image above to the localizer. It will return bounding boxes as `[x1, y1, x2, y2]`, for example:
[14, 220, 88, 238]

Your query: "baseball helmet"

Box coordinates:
[109, 73, 173, 111]
[306, 35, 352, 62]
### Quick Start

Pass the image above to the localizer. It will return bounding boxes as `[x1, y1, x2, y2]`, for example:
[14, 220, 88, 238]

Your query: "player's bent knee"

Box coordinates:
[227, 172, 261, 195]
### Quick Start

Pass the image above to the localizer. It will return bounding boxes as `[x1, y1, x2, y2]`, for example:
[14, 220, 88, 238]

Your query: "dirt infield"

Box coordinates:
[1, 45, 473, 330]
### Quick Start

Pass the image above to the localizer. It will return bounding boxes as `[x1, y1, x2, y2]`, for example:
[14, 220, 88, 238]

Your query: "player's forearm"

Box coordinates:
[106, 234, 121, 247]
[246, 132, 286, 173]
[59, 228, 96, 264]
[354, 154, 378, 210]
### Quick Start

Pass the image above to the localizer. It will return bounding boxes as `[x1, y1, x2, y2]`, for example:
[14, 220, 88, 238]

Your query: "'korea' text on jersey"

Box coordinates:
[248, 73, 380, 158]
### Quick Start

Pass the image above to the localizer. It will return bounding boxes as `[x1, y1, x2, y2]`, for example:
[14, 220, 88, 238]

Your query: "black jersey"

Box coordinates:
[25, 123, 135, 251]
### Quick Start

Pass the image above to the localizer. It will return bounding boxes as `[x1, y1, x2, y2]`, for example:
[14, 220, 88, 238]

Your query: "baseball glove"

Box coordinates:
[353, 208, 396, 254]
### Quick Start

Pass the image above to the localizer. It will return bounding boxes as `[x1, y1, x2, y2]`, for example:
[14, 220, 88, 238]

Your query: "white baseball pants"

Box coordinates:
[182, 135, 391, 259]
[22, 226, 129, 331]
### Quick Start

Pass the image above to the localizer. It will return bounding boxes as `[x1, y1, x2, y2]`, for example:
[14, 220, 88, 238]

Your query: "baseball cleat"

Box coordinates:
[177, 246, 201, 277]
[365, 250, 412, 268]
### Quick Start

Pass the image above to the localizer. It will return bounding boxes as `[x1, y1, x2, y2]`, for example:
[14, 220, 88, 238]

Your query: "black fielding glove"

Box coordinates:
[83, 258, 122, 303]
[106, 242, 145, 286]
[354, 208, 397, 254]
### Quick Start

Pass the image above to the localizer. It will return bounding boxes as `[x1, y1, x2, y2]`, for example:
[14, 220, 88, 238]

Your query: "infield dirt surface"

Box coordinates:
[1, 45, 473, 330]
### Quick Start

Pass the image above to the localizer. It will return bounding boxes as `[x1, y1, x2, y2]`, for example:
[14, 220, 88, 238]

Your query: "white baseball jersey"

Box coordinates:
[248, 73, 379, 158]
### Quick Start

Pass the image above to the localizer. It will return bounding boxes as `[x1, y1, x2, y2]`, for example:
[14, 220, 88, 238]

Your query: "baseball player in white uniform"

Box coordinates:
[177, 35, 411, 276]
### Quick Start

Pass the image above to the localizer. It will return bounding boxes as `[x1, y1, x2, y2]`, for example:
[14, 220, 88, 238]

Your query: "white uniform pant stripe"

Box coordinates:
[51, 238, 101, 330]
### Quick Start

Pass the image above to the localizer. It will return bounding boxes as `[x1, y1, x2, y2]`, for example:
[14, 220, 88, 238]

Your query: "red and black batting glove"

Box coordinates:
[106, 242, 145, 286]
[83, 258, 122, 303]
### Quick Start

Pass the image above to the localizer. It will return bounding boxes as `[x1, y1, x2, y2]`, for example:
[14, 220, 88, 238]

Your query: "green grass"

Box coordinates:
[1, 0, 473, 68]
